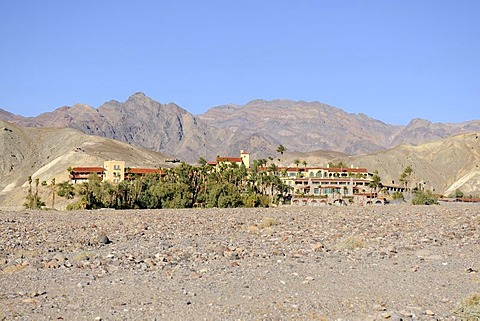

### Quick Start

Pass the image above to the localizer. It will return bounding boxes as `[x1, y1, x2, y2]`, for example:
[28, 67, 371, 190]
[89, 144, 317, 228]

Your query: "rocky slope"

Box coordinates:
[200, 99, 480, 155]
[343, 132, 480, 195]
[2, 93, 480, 196]
[198, 99, 402, 155]
[3, 93, 480, 162]
[0, 119, 175, 209]
[1, 206, 479, 320]
[9, 92, 221, 163]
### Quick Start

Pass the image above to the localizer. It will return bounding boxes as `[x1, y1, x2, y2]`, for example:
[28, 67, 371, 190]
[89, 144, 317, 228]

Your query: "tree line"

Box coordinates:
[26, 160, 290, 210]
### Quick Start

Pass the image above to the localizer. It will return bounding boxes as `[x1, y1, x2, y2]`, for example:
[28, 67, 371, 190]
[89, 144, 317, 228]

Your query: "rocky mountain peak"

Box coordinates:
[406, 118, 433, 129]
[2, 93, 480, 165]
[129, 91, 147, 98]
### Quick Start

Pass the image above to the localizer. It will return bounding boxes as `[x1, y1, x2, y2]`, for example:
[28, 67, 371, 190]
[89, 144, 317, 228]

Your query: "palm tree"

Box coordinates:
[369, 170, 382, 196]
[276, 144, 286, 155]
[293, 159, 300, 168]
[27, 176, 32, 207]
[267, 163, 277, 174]
[399, 165, 413, 190]
[34, 178, 40, 207]
[302, 160, 308, 177]
[50, 178, 56, 209]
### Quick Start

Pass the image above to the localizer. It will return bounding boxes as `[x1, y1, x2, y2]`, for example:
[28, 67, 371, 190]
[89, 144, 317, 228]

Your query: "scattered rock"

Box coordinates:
[97, 234, 111, 244]
[0, 206, 478, 320]
[425, 309, 435, 316]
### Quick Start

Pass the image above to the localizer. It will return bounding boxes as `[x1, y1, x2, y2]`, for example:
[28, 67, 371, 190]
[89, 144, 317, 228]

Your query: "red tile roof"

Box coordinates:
[326, 167, 368, 173]
[72, 167, 104, 173]
[217, 157, 242, 163]
[128, 168, 163, 175]
[279, 166, 368, 173]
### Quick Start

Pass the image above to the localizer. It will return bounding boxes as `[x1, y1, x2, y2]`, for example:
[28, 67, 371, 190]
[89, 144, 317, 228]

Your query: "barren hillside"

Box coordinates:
[198, 99, 401, 155]
[0, 119, 175, 209]
[342, 133, 480, 195]
[3, 93, 480, 162]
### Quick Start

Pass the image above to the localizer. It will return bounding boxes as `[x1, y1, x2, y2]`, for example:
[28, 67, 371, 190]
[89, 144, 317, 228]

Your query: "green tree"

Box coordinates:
[26, 176, 33, 208]
[448, 189, 464, 199]
[57, 181, 75, 199]
[267, 163, 277, 174]
[328, 161, 347, 168]
[293, 159, 300, 168]
[392, 191, 404, 201]
[24, 176, 45, 209]
[50, 178, 56, 209]
[276, 144, 286, 155]
[412, 189, 438, 205]
[368, 170, 382, 194]
[399, 165, 413, 189]
[198, 157, 207, 166]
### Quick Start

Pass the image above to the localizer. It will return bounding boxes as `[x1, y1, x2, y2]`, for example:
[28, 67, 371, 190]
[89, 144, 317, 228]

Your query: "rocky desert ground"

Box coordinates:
[1, 204, 479, 320]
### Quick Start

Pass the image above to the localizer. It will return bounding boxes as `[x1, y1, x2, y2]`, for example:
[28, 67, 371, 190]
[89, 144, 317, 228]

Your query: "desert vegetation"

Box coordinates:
[25, 156, 454, 210]
[41, 160, 289, 210]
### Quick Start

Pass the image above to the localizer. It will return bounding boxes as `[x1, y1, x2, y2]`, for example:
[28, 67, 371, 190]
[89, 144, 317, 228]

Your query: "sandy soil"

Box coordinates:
[1, 205, 479, 320]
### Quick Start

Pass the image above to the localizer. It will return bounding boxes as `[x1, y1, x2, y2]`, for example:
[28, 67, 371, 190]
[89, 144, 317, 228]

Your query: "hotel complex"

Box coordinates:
[69, 151, 405, 205]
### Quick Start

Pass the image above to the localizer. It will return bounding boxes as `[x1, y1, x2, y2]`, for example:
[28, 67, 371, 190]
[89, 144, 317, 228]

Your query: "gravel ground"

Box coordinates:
[1, 205, 479, 320]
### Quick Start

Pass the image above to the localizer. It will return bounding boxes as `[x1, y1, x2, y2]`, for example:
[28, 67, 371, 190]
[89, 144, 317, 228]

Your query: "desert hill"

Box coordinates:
[1, 119, 479, 209]
[264, 133, 480, 196]
[3, 93, 480, 163]
[0, 119, 175, 209]
[342, 132, 480, 195]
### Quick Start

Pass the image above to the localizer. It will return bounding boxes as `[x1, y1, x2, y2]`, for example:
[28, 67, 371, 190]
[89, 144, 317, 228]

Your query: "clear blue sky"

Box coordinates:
[1, 1, 479, 125]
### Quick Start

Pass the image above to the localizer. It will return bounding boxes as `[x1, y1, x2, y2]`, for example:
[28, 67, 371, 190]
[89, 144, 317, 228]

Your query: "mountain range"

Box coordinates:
[3, 92, 480, 163]
[1, 92, 479, 207]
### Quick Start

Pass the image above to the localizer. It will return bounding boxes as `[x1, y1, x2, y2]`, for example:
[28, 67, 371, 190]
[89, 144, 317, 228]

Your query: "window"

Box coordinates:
[313, 188, 319, 194]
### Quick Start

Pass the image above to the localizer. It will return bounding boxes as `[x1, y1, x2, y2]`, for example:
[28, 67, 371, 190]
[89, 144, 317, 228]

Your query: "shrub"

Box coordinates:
[334, 237, 365, 250]
[242, 194, 270, 208]
[448, 188, 464, 199]
[66, 201, 84, 211]
[412, 189, 438, 205]
[452, 292, 480, 320]
[259, 217, 279, 228]
[392, 191, 404, 201]
[57, 181, 75, 199]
